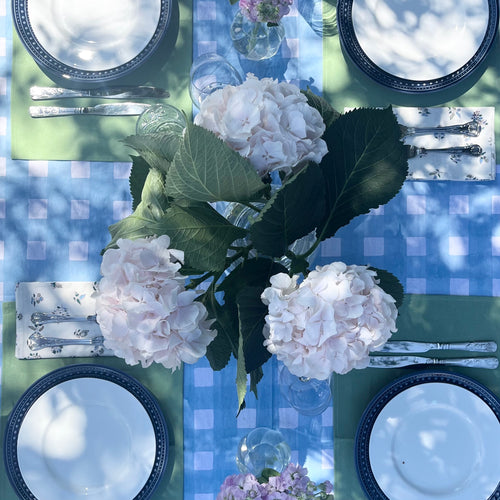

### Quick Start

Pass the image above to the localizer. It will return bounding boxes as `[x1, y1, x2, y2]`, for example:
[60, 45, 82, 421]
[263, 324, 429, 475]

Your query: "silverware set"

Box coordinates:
[401, 118, 483, 159]
[29, 85, 169, 118]
[370, 340, 498, 369]
[29, 311, 102, 352]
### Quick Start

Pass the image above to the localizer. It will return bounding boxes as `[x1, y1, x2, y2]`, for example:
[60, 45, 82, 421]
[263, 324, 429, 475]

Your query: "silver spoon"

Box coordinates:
[27, 332, 105, 351]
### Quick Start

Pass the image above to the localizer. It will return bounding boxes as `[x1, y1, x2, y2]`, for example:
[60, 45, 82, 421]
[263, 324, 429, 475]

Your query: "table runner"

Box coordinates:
[11, 0, 192, 162]
[0, 302, 184, 499]
[333, 294, 500, 499]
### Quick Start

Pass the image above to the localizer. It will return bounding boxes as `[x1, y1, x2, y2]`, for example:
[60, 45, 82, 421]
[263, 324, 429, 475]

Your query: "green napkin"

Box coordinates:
[0, 302, 183, 499]
[322, 10, 500, 156]
[11, 0, 192, 162]
[332, 294, 500, 499]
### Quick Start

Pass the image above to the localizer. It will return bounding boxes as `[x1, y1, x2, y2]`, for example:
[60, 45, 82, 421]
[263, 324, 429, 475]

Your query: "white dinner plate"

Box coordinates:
[355, 371, 500, 499]
[12, 0, 171, 82]
[4, 365, 169, 500]
[337, 0, 499, 92]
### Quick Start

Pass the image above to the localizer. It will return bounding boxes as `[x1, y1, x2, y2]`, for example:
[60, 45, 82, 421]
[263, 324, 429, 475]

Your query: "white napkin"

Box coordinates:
[394, 106, 496, 181]
[15, 281, 114, 359]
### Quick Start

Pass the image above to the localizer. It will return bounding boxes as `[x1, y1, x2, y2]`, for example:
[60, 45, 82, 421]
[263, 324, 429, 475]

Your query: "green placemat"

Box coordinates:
[0, 302, 183, 499]
[322, 9, 500, 159]
[332, 294, 500, 499]
[11, 0, 192, 162]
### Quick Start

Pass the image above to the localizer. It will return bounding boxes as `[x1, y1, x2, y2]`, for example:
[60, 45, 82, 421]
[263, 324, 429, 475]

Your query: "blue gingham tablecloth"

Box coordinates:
[1, 0, 500, 498]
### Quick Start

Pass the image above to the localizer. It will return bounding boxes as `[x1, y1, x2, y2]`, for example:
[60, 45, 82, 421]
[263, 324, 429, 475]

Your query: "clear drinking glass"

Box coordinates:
[278, 364, 332, 416]
[189, 52, 243, 108]
[135, 103, 186, 135]
[236, 427, 291, 477]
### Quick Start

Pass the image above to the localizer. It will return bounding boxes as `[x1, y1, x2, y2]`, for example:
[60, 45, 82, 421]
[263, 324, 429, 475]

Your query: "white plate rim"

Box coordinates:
[11, 0, 172, 83]
[337, 0, 499, 93]
[354, 370, 500, 500]
[3, 364, 169, 500]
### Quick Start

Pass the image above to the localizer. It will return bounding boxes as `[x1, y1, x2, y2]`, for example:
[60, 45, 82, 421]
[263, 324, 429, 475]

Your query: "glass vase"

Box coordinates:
[236, 427, 291, 477]
[230, 9, 285, 61]
[278, 364, 332, 416]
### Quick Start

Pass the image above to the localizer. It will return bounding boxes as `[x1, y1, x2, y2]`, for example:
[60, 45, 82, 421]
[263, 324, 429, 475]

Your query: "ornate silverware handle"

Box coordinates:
[435, 357, 499, 369]
[31, 311, 97, 326]
[30, 85, 170, 100]
[381, 340, 497, 353]
[407, 144, 483, 158]
[30, 106, 85, 117]
[401, 120, 481, 138]
[369, 355, 499, 369]
[439, 341, 497, 352]
[27, 332, 104, 351]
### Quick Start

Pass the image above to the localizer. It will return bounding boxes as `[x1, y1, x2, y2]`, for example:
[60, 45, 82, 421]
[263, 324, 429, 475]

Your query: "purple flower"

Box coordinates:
[239, 0, 292, 23]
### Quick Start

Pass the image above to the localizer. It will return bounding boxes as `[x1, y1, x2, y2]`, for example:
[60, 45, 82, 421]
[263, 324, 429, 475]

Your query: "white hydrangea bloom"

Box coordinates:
[194, 74, 328, 176]
[94, 235, 216, 371]
[261, 262, 398, 379]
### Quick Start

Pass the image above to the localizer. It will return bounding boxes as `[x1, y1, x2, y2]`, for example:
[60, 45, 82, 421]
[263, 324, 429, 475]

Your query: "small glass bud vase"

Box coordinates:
[236, 427, 291, 477]
[230, 9, 285, 61]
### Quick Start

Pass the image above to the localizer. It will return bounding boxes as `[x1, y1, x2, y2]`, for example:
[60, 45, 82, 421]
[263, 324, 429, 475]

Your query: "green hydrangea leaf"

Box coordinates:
[236, 286, 272, 373]
[162, 203, 247, 272]
[165, 122, 267, 202]
[302, 88, 341, 128]
[104, 168, 169, 252]
[250, 162, 325, 257]
[236, 329, 248, 416]
[123, 132, 182, 174]
[129, 155, 153, 211]
[317, 107, 407, 241]
[370, 267, 405, 309]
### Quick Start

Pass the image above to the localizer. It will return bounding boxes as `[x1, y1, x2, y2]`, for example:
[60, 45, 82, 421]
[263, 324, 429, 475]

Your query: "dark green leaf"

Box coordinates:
[129, 155, 151, 211]
[236, 330, 248, 416]
[317, 107, 407, 241]
[202, 290, 239, 371]
[219, 258, 288, 301]
[370, 267, 405, 309]
[302, 88, 341, 128]
[236, 286, 272, 373]
[249, 366, 263, 398]
[250, 163, 325, 256]
[165, 122, 266, 202]
[123, 132, 182, 174]
[162, 203, 247, 272]
[259, 468, 280, 482]
[104, 168, 169, 251]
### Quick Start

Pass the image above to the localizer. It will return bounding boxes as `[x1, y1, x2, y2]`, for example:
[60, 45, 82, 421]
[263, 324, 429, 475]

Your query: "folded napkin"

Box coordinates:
[395, 106, 495, 181]
[15, 281, 114, 359]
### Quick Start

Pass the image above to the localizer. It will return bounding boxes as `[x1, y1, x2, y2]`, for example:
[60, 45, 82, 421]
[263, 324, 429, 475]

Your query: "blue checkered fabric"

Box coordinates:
[1, 0, 500, 498]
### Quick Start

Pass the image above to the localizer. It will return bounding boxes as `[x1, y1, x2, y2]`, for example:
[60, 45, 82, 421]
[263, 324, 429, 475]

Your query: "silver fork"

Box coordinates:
[27, 332, 104, 351]
[400, 120, 481, 138]
[31, 311, 97, 326]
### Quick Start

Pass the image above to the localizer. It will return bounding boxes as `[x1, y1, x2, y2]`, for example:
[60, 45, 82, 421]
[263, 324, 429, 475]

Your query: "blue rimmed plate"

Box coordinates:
[4, 364, 169, 500]
[337, 0, 499, 93]
[355, 371, 500, 499]
[12, 0, 171, 83]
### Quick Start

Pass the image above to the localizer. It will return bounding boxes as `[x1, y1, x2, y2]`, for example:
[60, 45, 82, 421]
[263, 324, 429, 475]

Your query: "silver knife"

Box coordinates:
[379, 340, 497, 353]
[31, 85, 170, 100]
[30, 103, 151, 118]
[369, 355, 499, 369]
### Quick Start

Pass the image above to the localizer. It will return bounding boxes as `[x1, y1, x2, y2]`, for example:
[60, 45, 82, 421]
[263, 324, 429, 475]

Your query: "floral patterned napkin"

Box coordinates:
[15, 282, 113, 359]
[394, 106, 496, 181]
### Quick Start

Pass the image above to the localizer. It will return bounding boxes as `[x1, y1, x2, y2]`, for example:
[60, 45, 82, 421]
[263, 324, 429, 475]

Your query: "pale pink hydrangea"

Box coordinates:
[94, 235, 216, 370]
[239, 0, 292, 24]
[261, 262, 398, 379]
[194, 74, 327, 177]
